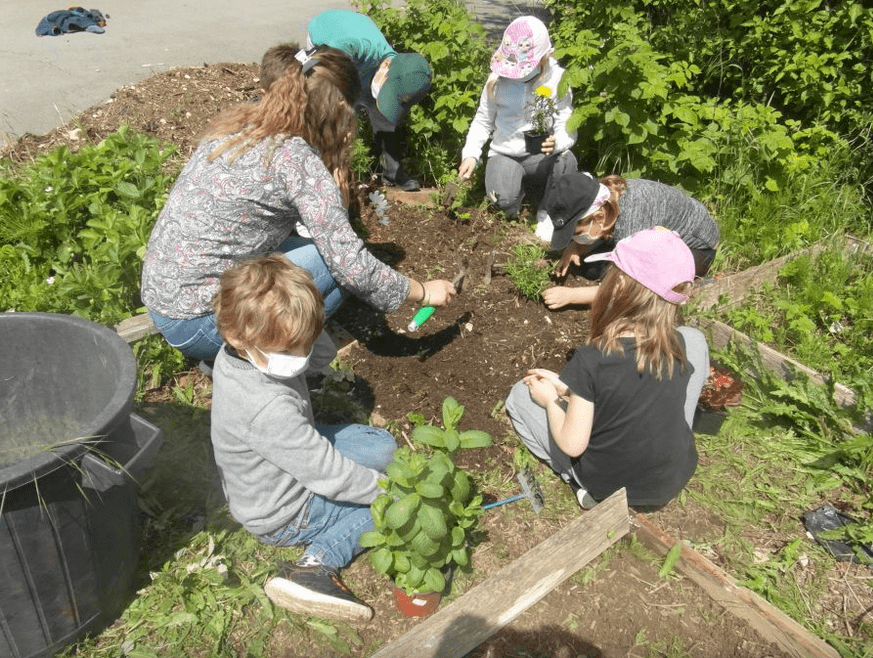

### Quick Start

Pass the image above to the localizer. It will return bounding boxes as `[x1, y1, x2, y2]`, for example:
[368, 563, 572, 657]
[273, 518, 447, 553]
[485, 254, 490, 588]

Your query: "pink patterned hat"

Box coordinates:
[490, 16, 552, 79]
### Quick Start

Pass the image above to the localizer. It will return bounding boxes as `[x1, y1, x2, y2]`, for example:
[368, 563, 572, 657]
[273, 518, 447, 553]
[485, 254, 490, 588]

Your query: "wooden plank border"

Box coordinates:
[632, 513, 841, 658]
[369, 488, 630, 658]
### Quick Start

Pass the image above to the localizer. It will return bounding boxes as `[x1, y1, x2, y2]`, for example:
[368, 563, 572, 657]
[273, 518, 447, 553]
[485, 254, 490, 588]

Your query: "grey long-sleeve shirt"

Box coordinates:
[209, 331, 383, 536]
[614, 179, 720, 250]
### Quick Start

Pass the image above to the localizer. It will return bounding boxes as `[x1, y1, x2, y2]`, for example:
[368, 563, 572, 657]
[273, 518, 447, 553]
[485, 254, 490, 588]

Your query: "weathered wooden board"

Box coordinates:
[369, 488, 630, 658]
[115, 313, 158, 342]
[692, 234, 869, 312]
[690, 316, 859, 410]
[632, 514, 841, 658]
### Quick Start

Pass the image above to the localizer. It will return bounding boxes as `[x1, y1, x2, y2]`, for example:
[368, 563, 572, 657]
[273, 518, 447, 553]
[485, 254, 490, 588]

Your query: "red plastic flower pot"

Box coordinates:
[391, 585, 442, 617]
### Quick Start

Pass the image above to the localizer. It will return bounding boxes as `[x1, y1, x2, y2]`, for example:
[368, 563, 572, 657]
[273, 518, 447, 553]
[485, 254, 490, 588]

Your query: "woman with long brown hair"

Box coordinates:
[141, 45, 455, 362]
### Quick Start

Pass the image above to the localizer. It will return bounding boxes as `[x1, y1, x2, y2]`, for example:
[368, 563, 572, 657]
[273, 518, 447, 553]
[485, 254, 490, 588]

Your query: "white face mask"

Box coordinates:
[246, 346, 312, 380]
[371, 59, 391, 99]
[518, 67, 541, 83]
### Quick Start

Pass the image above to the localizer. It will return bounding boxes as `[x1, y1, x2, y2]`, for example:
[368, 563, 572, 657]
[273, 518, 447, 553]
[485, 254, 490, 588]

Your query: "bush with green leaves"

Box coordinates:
[721, 239, 873, 389]
[0, 126, 177, 325]
[355, 0, 492, 185]
[359, 397, 492, 595]
[542, 0, 845, 194]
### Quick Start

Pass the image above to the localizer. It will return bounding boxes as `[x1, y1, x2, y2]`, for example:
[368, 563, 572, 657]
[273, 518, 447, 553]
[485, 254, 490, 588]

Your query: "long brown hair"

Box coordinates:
[588, 265, 689, 379]
[202, 45, 359, 205]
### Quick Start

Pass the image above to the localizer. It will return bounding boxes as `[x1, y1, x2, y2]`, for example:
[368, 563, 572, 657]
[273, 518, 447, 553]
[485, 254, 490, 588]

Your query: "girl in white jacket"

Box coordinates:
[458, 16, 577, 221]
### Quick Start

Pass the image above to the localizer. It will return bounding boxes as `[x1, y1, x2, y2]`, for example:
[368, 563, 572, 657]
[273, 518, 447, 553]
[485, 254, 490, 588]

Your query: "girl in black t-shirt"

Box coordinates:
[505, 227, 710, 509]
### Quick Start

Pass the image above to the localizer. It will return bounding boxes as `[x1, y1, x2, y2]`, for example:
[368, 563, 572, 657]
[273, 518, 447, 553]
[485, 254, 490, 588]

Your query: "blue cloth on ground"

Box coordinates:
[36, 7, 107, 36]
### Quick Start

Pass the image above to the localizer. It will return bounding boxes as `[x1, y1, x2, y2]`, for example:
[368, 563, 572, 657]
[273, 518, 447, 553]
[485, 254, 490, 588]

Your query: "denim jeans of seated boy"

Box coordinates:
[259, 424, 397, 569]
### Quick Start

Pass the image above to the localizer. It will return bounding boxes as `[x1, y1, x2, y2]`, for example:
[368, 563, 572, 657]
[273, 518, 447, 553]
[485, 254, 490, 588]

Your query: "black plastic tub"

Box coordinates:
[0, 312, 163, 658]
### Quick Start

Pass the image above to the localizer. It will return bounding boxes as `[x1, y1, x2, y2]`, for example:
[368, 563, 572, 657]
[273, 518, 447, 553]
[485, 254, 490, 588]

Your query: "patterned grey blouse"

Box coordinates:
[141, 135, 408, 319]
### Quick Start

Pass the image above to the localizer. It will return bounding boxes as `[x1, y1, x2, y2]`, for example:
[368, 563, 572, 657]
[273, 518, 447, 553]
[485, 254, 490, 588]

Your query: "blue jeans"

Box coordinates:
[149, 237, 346, 360]
[485, 150, 578, 218]
[259, 424, 397, 569]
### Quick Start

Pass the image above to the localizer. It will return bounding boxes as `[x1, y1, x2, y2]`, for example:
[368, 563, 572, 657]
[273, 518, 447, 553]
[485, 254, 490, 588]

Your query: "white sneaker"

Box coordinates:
[534, 209, 554, 243]
[576, 487, 597, 510]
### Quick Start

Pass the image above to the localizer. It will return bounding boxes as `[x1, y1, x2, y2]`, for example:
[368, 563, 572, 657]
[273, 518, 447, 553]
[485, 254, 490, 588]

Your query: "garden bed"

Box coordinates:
[5, 62, 870, 658]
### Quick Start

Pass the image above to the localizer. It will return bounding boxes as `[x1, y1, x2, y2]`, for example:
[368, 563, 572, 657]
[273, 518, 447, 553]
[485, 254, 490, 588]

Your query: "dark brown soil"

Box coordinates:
[4, 63, 862, 658]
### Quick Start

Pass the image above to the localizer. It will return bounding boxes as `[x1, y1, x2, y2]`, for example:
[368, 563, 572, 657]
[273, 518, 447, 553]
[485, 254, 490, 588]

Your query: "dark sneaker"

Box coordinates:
[382, 172, 421, 192]
[264, 561, 373, 622]
[569, 482, 597, 510]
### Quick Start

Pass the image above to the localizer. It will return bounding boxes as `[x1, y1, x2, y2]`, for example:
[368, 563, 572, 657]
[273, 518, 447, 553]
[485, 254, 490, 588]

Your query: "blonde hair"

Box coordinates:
[202, 45, 358, 206]
[574, 174, 626, 241]
[587, 266, 690, 379]
[213, 254, 324, 354]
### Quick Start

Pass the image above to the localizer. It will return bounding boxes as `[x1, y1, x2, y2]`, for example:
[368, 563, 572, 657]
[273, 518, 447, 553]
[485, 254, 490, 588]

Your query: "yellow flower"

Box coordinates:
[530, 86, 556, 134]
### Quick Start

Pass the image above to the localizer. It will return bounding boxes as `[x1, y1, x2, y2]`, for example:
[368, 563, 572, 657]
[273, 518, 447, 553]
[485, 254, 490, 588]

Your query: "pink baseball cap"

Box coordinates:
[585, 227, 695, 304]
[490, 16, 552, 79]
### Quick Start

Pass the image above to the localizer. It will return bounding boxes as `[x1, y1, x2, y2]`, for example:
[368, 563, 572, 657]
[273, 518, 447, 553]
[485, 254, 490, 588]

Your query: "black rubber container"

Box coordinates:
[0, 312, 163, 658]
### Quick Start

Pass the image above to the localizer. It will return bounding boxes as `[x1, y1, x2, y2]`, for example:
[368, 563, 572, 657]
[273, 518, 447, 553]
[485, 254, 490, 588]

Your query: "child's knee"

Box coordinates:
[486, 188, 523, 217]
[369, 427, 397, 466]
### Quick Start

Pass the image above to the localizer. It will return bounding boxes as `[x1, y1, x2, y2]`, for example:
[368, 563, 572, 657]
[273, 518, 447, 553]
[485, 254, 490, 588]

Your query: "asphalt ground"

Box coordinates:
[0, 0, 546, 150]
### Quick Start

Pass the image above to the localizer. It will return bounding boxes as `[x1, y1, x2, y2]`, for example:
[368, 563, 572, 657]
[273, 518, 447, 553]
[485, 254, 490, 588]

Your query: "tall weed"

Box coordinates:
[0, 126, 176, 325]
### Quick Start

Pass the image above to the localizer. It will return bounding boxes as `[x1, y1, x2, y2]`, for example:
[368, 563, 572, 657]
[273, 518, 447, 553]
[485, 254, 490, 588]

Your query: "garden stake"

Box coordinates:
[482, 466, 544, 514]
[407, 257, 468, 332]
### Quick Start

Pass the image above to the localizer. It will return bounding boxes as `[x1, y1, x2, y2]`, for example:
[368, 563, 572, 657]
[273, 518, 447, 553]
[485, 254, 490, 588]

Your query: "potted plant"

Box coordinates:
[524, 85, 556, 154]
[359, 397, 492, 616]
[694, 363, 744, 435]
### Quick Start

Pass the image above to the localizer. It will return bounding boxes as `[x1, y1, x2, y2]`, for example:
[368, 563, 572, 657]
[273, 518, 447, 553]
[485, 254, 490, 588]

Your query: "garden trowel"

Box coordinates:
[440, 175, 470, 207]
[482, 466, 544, 514]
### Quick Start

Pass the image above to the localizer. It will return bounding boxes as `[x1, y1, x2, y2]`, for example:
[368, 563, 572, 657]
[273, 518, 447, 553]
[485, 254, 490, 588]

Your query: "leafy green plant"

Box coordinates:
[505, 242, 552, 301]
[0, 126, 176, 325]
[359, 397, 492, 595]
[721, 241, 873, 384]
[411, 395, 492, 453]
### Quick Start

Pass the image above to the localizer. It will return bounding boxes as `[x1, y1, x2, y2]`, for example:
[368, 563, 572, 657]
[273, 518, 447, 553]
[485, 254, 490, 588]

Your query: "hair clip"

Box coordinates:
[295, 47, 319, 75]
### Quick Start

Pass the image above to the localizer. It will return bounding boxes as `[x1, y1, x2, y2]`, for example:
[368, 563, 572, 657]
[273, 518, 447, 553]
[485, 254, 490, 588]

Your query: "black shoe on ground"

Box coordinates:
[381, 172, 421, 192]
[264, 561, 373, 622]
[569, 481, 597, 510]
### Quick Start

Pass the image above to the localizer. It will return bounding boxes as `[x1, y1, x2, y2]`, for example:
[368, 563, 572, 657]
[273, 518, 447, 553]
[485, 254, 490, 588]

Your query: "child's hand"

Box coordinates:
[543, 286, 574, 310]
[543, 285, 598, 309]
[526, 368, 568, 397]
[523, 372, 559, 408]
[458, 158, 476, 179]
[540, 135, 556, 155]
[556, 243, 584, 276]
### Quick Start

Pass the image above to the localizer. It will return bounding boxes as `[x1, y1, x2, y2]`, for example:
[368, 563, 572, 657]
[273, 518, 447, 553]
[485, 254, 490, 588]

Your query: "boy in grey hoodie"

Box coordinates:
[210, 254, 396, 622]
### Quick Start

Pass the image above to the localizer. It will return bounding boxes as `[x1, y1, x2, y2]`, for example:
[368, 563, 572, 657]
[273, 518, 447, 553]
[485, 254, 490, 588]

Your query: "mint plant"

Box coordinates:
[360, 397, 492, 595]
